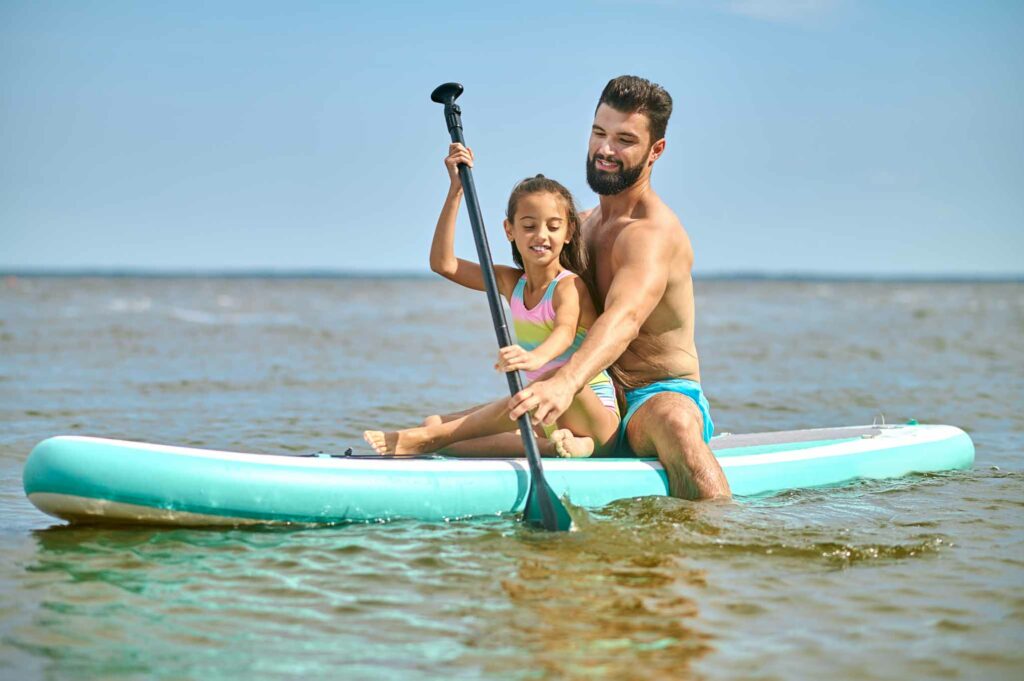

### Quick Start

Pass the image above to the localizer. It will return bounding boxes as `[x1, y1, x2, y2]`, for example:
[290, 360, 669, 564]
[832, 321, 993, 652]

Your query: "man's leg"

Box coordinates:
[625, 393, 730, 500]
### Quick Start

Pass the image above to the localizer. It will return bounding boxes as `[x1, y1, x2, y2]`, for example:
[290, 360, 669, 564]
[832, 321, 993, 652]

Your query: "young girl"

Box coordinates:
[363, 143, 619, 458]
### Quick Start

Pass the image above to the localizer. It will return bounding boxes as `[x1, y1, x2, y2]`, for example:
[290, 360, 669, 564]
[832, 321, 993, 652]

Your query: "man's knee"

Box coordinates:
[644, 395, 705, 445]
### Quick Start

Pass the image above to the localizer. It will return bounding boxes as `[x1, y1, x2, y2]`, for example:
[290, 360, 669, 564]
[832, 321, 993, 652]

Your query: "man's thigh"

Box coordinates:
[625, 391, 707, 456]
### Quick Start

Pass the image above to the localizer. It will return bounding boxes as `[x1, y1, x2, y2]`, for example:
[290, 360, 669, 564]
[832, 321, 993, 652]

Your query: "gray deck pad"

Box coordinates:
[709, 426, 883, 451]
[325, 425, 890, 459]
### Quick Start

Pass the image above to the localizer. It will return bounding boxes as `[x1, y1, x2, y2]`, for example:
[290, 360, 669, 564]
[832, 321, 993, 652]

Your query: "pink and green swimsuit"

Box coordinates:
[510, 271, 619, 416]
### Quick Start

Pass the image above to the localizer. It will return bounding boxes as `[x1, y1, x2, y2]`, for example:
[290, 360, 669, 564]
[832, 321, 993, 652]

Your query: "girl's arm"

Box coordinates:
[497, 276, 581, 373]
[430, 144, 521, 300]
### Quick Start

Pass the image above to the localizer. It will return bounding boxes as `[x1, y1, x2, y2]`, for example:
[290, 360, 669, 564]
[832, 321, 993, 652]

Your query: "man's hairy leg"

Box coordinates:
[626, 393, 731, 500]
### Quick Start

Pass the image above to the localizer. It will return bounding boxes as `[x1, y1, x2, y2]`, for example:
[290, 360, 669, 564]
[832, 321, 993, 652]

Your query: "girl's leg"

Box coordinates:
[364, 397, 521, 455]
[421, 402, 491, 427]
[549, 385, 621, 458]
[435, 432, 560, 458]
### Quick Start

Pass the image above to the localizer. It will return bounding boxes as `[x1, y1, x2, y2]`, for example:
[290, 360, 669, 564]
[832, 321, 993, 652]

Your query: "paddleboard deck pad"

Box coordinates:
[23, 424, 974, 526]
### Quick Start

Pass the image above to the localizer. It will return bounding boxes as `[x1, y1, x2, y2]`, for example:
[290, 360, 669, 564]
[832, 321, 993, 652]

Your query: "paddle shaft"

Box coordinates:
[434, 95, 561, 532]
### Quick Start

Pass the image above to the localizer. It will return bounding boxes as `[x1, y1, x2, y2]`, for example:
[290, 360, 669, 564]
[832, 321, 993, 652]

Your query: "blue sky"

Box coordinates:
[2, 1, 1021, 275]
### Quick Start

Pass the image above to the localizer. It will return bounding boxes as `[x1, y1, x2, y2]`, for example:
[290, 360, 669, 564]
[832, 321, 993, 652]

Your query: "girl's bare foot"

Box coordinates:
[362, 427, 436, 455]
[550, 429, 595, 458]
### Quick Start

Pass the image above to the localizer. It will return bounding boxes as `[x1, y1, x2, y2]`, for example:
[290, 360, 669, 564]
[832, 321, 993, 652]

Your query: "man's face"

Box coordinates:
[586, 104, 655, 196]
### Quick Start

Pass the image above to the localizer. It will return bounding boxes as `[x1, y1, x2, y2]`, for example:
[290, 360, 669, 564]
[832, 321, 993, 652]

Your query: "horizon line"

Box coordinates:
[2, 268, 1022, 284]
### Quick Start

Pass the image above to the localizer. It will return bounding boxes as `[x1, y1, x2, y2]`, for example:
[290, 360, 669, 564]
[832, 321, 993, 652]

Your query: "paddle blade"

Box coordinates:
[524, 481, 574, 531]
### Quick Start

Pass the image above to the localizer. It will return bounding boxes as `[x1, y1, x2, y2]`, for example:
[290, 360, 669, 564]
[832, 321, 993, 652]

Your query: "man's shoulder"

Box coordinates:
[621, 204, 688, 248]
[583, 194, 691, 259]
[616, 199, 693, 269]
[638, 194, 686, 232]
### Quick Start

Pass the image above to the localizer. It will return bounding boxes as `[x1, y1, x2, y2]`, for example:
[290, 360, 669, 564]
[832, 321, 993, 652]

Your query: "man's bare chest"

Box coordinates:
[585, 225, 621, 301]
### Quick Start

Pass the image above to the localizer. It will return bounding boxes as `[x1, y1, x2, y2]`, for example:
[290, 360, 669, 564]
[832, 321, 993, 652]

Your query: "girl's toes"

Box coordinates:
[550, 429, 572, 457]
[363, 430, 387, 455]
[550, 429, 595, 458]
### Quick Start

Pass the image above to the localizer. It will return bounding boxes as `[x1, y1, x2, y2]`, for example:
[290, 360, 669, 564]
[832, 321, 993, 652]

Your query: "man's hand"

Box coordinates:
[508, 374, 576, 427]
[496, 344, 542, 373]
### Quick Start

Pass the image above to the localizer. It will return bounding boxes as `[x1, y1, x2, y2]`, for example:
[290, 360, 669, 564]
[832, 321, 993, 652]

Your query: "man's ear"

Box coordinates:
[649, 138, 666, 165]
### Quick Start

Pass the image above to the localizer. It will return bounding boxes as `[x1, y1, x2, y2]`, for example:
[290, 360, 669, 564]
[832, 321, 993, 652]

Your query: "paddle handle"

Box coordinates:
[447, 131, 518, 361]
[432, 88, 560, 532]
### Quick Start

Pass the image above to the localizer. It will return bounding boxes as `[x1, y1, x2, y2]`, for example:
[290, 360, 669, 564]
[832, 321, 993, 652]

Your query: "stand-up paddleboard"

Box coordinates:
[23, 424, 974, 526]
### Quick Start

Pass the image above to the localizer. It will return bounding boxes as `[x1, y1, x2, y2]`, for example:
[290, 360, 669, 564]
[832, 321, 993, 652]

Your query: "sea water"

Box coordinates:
[1, 276, 1021, 680]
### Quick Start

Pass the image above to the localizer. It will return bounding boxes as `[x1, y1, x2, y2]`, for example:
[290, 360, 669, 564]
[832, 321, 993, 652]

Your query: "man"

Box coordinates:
[507, 75, 731, 500]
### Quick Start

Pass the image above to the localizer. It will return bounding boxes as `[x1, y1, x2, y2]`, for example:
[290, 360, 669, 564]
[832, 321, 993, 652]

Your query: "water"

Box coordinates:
[1, 276, 1022, 680]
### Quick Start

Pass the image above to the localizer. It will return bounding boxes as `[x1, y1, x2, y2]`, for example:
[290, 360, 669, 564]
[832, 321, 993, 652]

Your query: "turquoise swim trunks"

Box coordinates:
[617, 378, 715, 454]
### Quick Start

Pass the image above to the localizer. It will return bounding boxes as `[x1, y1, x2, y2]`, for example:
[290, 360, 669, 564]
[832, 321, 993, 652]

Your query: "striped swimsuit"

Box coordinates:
[510, 270, 619, 416]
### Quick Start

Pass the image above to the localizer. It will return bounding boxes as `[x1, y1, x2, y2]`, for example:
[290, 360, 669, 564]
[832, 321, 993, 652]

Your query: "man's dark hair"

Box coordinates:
[596, 75, 673, 142]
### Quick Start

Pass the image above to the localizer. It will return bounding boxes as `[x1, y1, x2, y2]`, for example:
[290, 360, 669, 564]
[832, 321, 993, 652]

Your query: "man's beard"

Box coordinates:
[586, 153, 646, 195]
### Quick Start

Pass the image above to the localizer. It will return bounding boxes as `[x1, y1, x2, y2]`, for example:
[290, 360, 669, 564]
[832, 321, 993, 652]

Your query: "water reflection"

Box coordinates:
[20, 473, 972, 678]
[7, 464, 1011, 681]
[485, 511, 712, 680]
[15, 515, 715, 680]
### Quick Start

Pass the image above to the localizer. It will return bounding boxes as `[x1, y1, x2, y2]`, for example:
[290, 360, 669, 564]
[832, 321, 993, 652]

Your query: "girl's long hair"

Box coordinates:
[505, 175, 586, 275]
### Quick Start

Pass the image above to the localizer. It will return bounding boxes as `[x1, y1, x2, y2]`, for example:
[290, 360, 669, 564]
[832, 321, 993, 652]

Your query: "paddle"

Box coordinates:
[430, 82, 572, 532]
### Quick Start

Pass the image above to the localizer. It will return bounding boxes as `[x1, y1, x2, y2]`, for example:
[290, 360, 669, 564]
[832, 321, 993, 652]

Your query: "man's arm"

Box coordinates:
[508, 220, 674, 425]
[559, 223, 670, 392]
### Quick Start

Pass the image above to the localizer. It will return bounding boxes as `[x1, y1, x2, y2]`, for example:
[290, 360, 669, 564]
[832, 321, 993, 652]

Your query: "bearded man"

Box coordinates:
[507, 75, 731, 499]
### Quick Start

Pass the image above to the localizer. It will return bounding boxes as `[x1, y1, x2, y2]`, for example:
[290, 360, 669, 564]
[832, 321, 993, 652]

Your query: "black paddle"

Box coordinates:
[430, 82, 572, 532]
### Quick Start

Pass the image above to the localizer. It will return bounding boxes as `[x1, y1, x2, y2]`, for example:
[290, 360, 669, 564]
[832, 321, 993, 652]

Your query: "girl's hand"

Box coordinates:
[444, 143, 473, 190]
[496, 344, 543, 373]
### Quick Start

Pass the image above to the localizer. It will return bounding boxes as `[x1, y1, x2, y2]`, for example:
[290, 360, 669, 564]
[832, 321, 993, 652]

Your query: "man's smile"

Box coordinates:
[593, 156, 621, 172]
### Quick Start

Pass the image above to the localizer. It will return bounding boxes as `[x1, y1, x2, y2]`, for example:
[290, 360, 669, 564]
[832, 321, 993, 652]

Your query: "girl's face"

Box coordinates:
[504, 192, 571, 269]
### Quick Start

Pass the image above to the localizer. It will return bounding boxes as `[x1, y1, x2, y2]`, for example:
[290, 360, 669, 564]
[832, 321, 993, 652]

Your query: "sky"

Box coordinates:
[1, 1, 1021, 276]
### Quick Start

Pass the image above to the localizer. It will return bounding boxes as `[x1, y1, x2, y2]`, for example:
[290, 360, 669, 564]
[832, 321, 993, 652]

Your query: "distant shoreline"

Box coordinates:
[1, 269, 1022, 284]
[2, 269, 1022, 284]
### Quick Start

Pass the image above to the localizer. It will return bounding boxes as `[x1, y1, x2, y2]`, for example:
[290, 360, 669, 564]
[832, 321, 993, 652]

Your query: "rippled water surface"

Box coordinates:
[1, 276, 1022, 679]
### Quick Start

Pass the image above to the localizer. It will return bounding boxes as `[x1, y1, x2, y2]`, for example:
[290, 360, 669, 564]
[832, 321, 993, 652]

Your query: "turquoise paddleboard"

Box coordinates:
[23, 424, 974, 526]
